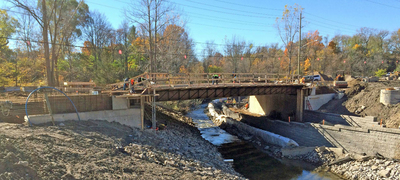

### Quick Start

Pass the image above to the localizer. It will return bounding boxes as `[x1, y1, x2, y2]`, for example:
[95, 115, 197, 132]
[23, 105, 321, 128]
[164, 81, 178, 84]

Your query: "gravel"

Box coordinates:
[0, 106, 245, 179]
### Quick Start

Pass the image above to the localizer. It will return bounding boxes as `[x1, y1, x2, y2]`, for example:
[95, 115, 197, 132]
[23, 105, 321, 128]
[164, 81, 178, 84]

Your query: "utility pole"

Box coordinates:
[297, 12, 302, 80]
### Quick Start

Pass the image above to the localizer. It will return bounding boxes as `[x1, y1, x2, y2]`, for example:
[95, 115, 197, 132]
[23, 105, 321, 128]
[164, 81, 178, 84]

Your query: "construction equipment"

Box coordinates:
[333, 70, 348, 88]
[386, 71, 399, 80]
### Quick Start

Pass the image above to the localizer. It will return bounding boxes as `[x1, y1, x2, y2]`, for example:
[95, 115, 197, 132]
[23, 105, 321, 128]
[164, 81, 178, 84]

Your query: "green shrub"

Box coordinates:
[375, 68, 387, 77]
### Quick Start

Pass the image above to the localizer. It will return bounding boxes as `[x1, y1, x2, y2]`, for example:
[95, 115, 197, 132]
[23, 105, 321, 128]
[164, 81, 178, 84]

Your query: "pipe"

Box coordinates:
[25, 86, 80, 126]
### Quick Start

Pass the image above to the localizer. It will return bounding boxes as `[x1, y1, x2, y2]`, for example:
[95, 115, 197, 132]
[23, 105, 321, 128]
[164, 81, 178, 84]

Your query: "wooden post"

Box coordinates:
[207, 73, 210, 85]
[140, 95, 144, 130]
[44, 93, 55, 125]
[152, 89, 156, 132]
[296, 89, 305, 122]
[265, 74, 267, 83]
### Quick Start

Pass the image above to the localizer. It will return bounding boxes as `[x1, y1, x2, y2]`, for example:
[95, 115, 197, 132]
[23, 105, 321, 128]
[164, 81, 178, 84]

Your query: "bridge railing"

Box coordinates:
[144, 73, 301, 88]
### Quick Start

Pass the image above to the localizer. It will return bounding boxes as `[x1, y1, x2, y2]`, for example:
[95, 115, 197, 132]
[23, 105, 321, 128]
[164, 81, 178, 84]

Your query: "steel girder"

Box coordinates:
[151, 85, 304, 101]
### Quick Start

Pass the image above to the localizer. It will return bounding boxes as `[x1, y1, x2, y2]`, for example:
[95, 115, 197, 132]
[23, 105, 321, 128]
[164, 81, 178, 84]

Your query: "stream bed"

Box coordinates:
[186, 104, 343, 180]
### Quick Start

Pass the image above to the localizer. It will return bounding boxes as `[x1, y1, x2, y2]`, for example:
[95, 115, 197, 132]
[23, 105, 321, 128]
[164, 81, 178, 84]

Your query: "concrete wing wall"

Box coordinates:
[25, 108, 142, 129]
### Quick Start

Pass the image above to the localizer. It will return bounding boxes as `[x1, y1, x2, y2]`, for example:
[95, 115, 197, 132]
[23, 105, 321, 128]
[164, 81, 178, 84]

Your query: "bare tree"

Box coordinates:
[224, 35, 246, 73]
[82, 11, 113, 71]
[125, 0, 178, 73]
[274, 4, 303, 76]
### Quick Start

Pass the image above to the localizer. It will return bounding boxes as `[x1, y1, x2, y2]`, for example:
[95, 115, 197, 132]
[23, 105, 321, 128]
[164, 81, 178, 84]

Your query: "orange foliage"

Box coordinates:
[81, 41, 92, 56]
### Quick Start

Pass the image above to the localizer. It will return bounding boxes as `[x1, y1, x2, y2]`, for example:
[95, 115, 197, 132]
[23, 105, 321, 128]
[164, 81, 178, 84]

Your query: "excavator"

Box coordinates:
[333, 70, 348, 88]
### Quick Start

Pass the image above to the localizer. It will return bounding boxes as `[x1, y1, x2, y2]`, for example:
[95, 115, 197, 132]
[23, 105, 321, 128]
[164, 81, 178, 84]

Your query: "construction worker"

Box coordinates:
[300, 77, 305, 83]
[123, 77, 129, 90]
[212, 74, 219, 85]
[129, 78, 135, 94]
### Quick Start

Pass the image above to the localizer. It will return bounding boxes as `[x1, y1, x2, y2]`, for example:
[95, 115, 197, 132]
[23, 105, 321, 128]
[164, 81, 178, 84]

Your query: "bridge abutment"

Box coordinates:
[248, 89, 305, 121]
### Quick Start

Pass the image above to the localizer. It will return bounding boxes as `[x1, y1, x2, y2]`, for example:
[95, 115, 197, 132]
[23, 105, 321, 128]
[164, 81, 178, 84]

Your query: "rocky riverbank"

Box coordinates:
[327, 155, 400, 180]
[0, 106, 245, 179]
[207, 101, 400, 180]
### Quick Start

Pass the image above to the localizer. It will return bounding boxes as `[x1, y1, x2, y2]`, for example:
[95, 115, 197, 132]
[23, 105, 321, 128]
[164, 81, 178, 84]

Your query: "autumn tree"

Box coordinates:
[303, 30, 324, 75]
[125, 0, 179, 74]
[157, 24, 195, 73]
[115, 21, 136, 78]
[0, 10, 18, 86]
[0, 10, 17, 51]
[274, 4, 303, 76]
[7, 0, 89, 86]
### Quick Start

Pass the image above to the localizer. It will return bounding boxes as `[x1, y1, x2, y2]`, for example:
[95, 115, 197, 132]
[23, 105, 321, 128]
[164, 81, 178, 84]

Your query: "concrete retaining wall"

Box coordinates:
[244, 118, 400, 159]
[244, 119, 333, 147]
[305, 93, 335, 111]
[304, 111, 378, 128]
[313, 124, 400, 159]
[24, 108, 142, 128]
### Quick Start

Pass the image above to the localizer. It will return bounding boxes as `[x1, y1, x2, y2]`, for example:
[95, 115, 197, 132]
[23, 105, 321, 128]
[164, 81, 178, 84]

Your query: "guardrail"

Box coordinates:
[110, 73, 304, 89]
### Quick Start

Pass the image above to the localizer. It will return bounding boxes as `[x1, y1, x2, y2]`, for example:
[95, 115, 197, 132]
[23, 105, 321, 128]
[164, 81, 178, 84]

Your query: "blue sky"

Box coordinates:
[3, 0, 400, 57]
[83, 0, 400, 56]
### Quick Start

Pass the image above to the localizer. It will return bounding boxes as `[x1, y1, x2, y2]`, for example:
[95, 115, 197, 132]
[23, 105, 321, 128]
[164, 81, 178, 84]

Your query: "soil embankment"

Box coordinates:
[319, 80, 400, 128]
[0, 107, 244, 179]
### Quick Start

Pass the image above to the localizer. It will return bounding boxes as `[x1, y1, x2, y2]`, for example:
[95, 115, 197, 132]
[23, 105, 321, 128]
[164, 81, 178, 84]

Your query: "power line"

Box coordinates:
[206, 0, 366, 30]
[174, 2, 276, 19]
[212, 0, 282, 12]
[86, 0, 125, 11]
[83, 1, 274, 32]
[184, 0, 279, 17]
[306, 19, 357, 34]
[189, 13, 272, 26]
[303, 12, 360, 28]
[4, 37, 268, 58]
[361, 0, 400, 9]
[189, 22, 272, 32]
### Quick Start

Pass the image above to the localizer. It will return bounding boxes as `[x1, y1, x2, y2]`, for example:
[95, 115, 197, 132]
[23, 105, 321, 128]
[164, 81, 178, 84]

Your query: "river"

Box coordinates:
[186, 103, 343, 180]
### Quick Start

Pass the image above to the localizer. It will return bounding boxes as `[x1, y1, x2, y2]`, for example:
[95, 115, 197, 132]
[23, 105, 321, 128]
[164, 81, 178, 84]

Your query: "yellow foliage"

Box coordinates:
[179, 65, 188, 73]
[366, 49, 374, 57]
[304, 58, 311, 75]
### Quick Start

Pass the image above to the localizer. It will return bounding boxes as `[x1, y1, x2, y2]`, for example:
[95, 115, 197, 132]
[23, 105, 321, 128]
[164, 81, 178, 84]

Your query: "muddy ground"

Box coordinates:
[318, 80, 400, 128]
[0, 107, 244, 179]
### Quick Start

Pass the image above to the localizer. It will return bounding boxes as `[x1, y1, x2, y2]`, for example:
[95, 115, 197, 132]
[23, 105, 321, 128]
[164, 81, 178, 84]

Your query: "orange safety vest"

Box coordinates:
[130, 79, 134, 85]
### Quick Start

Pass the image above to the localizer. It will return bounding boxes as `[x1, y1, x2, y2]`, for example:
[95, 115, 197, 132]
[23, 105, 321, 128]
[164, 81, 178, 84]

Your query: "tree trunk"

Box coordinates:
[42, 0, 52, 86]
[148, 0, 153, 74]
[154, 0, 158, 73]
[51, 20, 58, 86]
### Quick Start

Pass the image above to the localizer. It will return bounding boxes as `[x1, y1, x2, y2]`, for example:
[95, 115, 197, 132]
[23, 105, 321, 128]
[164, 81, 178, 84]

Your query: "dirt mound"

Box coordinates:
[345, 82, 366, 98]
[0, 118, 243, 179]
[344, 81, 400, 128]
[319, 81, 400, 128]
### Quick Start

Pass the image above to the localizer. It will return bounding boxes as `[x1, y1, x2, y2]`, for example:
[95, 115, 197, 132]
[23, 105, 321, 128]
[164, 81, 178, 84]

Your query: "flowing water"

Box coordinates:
[186, 103, 343, 180]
